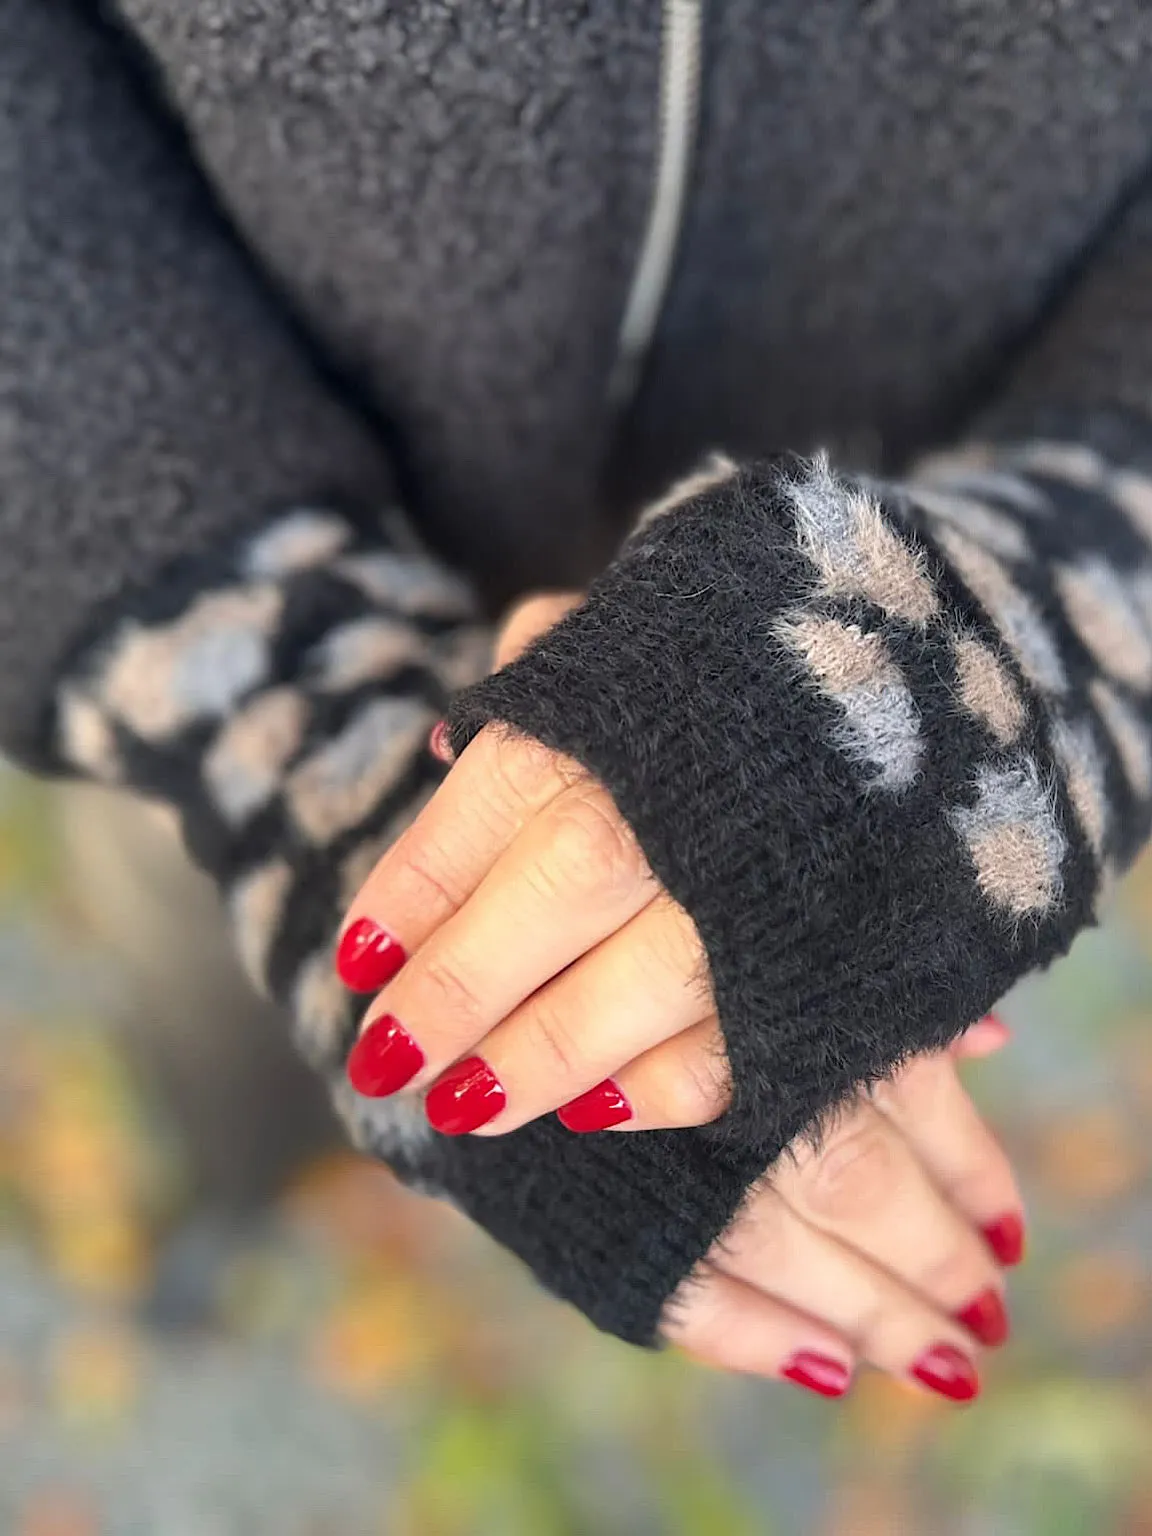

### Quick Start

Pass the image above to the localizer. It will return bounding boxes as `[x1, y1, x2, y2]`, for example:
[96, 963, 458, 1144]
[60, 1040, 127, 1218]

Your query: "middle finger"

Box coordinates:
[347, 777, 657, 1101]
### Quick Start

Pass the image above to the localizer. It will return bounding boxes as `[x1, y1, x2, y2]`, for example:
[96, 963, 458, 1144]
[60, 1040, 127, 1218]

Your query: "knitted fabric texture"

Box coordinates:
[55, 505, 488, 1091]
[51, 429, 1152, 1345]
[442, 432, 1152, 1336]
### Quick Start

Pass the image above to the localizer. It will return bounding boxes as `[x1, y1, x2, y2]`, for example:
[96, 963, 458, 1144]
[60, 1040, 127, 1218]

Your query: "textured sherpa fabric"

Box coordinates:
[7, 0, 1152, 760]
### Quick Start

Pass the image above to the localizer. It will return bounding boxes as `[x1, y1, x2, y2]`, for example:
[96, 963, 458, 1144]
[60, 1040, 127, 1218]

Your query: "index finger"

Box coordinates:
[336, 725, 586, 991]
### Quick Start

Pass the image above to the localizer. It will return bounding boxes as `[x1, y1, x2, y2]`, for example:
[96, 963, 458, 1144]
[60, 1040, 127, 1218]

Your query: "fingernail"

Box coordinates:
[910, 1343, 980, 1403]
[781, 1351, 852, 1399]
[428, 719, 454, 764]
[557, 1079, 633, 1132]
[336, 917, 407, 992]
[953, 1287, 1010, 1347]
[346, 1014, 425, 1097]
[982, 1212, 1026, 1267]
[971, 1012, 1012, 1050]
[425, 1057, 506, 1135]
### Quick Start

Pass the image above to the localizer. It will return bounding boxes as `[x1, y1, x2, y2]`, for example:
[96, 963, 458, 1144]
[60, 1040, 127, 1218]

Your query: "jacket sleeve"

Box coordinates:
[0, 0, 482, 769]
[440, 167, 1152, 1343]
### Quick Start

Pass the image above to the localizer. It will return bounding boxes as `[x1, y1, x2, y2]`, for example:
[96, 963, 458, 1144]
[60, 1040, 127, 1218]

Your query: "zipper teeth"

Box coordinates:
[608, 0, 704, 410]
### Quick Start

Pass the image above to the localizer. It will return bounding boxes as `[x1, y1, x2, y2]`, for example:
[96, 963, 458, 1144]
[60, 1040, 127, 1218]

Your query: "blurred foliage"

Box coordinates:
[2, 772, 1152, 1534]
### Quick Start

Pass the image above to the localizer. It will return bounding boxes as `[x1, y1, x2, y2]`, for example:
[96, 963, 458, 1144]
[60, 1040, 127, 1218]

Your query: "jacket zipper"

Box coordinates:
[608, 0, 704, 411]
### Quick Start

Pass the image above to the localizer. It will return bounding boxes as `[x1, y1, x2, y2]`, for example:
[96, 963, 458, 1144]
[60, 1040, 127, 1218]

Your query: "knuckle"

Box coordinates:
[801, 1121, 899, 1222]
[541, 790, 647, 902]
[392, 837, 466, 913]
[520, 997, 583, 1082]
[652, 1042, 731, 1127]
[412, 949, 486, 1032]
[915, 1243, 983, 1304]
[633, 898, 711, 1001]
[484, 730, 584, 813]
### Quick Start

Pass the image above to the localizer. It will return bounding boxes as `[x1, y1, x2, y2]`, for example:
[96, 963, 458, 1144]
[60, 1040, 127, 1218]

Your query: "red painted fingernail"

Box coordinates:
[982, 1212, 1026, 1267]
[346, 1014, 425, 1097]
[425, 1057, 506, 1135]
[953, 1287, 1010, 1347]
[557, 1079, 633, 1132]
[336, 918, 407, 992]
[428, 719, 454, 763]
[781, 1351, 851, 1399]
[910, 1343, 980, 1403]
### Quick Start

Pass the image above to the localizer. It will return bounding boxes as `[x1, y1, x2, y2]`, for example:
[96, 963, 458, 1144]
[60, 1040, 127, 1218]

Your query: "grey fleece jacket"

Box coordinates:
[9, 0, 1152, 1342]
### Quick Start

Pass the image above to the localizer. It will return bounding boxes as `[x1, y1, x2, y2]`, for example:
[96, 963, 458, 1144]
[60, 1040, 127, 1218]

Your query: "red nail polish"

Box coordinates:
[346, 1014, 425, 1097]
[557, 1080, 633, 1132]
[781, 1351, 851, 1399]
[336, 917, 407, 993]
[953, 1287, 1010, 1347]
[910, 1344, 980, 1403]
[428, 720, 454, 764]
[982, 1212, 1026, 1267]
[425, 1057, 506, 1135]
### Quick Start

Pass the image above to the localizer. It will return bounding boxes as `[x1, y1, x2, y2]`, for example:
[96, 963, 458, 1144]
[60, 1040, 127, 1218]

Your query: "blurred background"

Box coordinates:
[2, 765, 1152, 1536]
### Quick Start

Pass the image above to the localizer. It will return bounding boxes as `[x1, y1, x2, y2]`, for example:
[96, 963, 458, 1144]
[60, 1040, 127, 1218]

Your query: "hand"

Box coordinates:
[339, 592, 1025, 1398]
[339, 589, 739, 1136]
[662, 1034, 1025, 1402]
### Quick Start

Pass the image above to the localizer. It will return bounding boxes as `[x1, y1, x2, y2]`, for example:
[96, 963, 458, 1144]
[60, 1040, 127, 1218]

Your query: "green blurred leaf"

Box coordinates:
[934, 1378, 1151, 1500]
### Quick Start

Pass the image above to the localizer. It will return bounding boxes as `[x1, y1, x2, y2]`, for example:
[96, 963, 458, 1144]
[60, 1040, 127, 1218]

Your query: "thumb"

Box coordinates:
[492, 590, 585, 671]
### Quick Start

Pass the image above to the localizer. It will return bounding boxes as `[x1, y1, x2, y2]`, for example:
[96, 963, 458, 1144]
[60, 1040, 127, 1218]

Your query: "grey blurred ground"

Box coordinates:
[2, 771, 1152, 1535]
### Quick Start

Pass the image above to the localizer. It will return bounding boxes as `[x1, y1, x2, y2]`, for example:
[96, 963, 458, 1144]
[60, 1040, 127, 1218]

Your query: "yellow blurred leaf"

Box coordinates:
[1048, 1252, 1148, 1340]
[46, 1214, 149, 1299]
[840, 1368, 945, 1462]
[309, 1274, 440, 1399]
[1031, 1108, 1146, 1207]
[49, 1324, 144, 1430]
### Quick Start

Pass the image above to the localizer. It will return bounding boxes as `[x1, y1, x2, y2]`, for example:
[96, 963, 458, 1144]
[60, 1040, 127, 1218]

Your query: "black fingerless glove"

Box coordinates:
[444, 434, 1152, 1335]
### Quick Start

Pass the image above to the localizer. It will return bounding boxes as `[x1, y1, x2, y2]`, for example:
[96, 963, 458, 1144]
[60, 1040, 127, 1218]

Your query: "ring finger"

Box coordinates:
[773, 1093, 1007, 1345]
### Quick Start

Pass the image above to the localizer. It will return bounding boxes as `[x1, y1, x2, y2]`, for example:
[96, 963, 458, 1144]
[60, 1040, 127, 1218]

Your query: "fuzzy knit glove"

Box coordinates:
[441, 422, 1152, 1338]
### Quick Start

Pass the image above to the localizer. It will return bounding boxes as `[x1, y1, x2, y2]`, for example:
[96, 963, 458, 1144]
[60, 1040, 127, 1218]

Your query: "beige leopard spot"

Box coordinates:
[966, 823, 1062, 915]
[1111, 471, 1152, 542]
[781, 614, 891, 691]
[57, 688, 122, 781]
[914, 487, 1031, 560]
[336, 552, 476, 620]
[634, 452, 739, 533]
[952, 637, 1025, 744]
[204, 686, 310, 825]
[936, 527, 1067, 696]
[1091, 679, 1152, 798]
[309, 618, 424, 692]
[1013, 441, 1108, 489]
[913, 444, 997, 480]
[785, 457, 940, 623]
[1056, 560, 1152, 692]
[243, 509, 351, 577]
[780, 614, 922, 788]
[286, 696, 432, 845]
[949, 758, 1065, 917]
[292, 951, 353, 1069]
[100, 586, 283, 740]
[338, 780, 439, 905]
[229, 860, 293, 996]
[1052, 716, 1108, 861]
